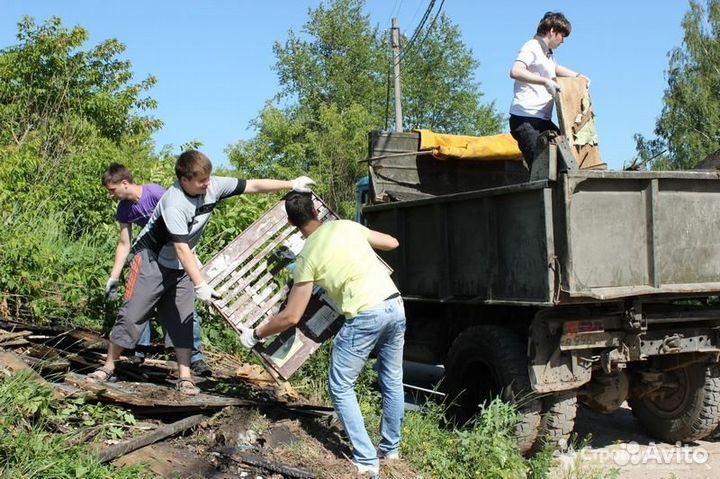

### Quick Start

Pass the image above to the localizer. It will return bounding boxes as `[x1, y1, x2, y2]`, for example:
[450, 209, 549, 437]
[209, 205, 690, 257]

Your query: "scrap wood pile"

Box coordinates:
[0, 318, 331, 477]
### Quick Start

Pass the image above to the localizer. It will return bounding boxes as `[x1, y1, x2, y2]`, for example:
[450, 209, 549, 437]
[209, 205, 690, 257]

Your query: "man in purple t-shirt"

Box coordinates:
[102, 164, 211, 376]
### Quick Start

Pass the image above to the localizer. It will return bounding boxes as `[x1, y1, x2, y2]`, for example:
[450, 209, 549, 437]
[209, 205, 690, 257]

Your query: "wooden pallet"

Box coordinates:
[201, 194, 343, 381]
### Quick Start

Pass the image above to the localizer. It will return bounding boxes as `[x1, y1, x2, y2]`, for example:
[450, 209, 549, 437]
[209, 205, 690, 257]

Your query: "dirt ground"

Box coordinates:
[4, 320, 715, 479]
[111, 396, 720, 479]
[113, 406, 419, 479]
[556, 403, 719, 479]
[108, 360, 720, 479]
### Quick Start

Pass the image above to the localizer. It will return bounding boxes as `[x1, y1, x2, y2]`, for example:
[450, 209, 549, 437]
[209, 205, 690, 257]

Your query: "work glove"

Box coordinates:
[544, 79, 561, 96]
[577, 74, 591, 87]
[240, 326, 261, 349]
[195, 281, 221, 303]
[105, 277, 120, 301]
[292, 176, 316, 193]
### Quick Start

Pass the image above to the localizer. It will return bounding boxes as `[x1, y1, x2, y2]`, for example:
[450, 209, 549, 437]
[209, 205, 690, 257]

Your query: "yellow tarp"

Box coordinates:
[416, 129, 523, 161]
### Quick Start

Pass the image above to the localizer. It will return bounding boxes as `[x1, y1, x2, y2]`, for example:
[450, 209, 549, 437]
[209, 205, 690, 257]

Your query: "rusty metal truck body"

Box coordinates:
[361, 131, 720, 449]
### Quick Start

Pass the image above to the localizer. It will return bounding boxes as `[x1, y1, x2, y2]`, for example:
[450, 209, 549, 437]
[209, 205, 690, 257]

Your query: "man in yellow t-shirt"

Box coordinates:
[240, 192, 405, 478]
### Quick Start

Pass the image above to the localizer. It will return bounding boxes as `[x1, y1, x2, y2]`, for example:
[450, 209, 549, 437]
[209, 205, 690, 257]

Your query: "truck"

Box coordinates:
[360, 129, 720, 453]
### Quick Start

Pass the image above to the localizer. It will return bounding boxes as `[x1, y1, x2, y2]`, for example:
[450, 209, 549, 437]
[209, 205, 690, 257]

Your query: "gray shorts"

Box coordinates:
[109, 249, 194, 349]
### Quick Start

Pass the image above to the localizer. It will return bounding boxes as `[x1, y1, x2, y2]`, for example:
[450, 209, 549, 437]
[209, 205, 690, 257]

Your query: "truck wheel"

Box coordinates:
[443, 326, 541, 454]
[628, 363, 720, 442]
[533, 390, 577, 452]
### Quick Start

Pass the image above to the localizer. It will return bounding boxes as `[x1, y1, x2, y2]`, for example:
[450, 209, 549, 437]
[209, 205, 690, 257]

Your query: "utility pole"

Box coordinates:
[391, 18, 403, 132]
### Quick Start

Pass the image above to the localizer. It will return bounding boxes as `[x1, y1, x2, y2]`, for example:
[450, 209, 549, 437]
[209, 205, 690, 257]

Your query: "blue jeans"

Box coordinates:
[329, 296, 406, 471]
[136, 311, 205, 363]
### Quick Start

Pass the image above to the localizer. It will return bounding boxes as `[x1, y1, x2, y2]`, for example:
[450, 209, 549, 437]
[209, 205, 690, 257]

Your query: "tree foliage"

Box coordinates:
[0, 16, 166, 238]
[0, 17, 169, 324]
[0, 16, 161, 162]
[635, 0, 720, 170]
[400, 14, 501, 135]
[228, 0, 501, 215]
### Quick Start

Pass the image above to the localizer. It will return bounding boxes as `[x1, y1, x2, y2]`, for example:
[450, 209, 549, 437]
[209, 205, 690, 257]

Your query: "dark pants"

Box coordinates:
[110, 249, 195, 350]
[509, 114, 560, 167]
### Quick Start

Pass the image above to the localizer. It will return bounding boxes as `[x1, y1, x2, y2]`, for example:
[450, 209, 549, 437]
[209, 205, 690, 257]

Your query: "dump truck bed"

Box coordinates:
[364, 133, 720, 305]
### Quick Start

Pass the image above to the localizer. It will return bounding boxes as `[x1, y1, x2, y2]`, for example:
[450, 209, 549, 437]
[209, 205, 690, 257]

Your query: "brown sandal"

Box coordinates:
[176, 378, 200, 396]
[86, 367, 116, 383]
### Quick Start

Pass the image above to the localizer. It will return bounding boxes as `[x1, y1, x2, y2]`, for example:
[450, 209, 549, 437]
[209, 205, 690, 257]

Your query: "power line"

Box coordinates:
[387, 0, 399, 26]
[397, 0, 436, 66]
[400, 0, 446, 80]
[413, 0, 445, 58]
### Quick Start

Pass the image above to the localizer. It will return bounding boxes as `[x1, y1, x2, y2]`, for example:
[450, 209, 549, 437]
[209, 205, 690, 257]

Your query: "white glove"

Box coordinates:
[292, 176, 316, 193]
[105, 277, 120, 301]
[544, 79, 561, 96]
[240, 326, 260, 349]
[195, 281, 220, 303]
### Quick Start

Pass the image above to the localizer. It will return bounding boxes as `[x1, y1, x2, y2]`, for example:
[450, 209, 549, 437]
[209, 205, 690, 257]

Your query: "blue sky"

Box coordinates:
[1, 1, 691, 171]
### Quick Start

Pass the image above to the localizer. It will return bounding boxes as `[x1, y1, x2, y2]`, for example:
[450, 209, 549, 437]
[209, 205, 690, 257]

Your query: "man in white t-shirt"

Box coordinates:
[509, 12, 588, 166]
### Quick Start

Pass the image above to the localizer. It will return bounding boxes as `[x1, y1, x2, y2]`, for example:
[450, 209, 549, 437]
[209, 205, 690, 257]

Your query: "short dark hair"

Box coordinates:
[284, 192, 316, 228]
[536, 11, 571, 37]
[175, 150, 212, 180]
[103, 163, 133, 186]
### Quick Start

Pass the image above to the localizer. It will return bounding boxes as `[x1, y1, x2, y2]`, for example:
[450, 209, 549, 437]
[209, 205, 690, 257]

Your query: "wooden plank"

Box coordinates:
[64, 372, 257, 408]
[556, 77, 606, 170]
[227, 451, 316, 479]
[97, 414, 206, 463]
[0, 330, 32, 341]
[67, 328, 109, 350]
[0, 350, 66, 399]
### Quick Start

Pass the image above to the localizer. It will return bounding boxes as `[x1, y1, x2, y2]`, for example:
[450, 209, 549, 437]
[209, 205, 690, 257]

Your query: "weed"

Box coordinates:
[52, 396, 137, 441]
[247, 409, 272, 435]
[399, 399, 530, 478]
[0, 370, 150, 478]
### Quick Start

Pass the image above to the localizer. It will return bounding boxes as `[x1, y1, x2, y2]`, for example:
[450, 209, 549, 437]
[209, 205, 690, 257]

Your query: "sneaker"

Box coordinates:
[354, 463, 379, 477]
[377, 449, 400, 460]
[131, 354, 145, 366]
[191, 359, 212, 377]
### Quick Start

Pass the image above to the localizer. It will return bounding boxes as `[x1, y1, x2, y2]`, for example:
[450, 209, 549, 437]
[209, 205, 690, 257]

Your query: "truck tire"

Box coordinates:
[443, 326, 541, 454]
[533, 390, 577, 452]
[628, 363, 720, 443]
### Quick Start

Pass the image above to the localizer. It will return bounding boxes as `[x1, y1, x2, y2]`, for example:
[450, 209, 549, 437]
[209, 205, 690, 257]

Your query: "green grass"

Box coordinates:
[295, 357, 557, 479]
[0, 370, 152, 479]
[398, 399, 543, 479]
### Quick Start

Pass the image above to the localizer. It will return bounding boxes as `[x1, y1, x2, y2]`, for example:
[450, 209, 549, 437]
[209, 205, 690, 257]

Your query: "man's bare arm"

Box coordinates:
[244, 179, 293, 194]
[173, 242, 205, 286]
[256, 282, 314, 338]
[367, 230, 399, 251]
[109, 223, 132, 279]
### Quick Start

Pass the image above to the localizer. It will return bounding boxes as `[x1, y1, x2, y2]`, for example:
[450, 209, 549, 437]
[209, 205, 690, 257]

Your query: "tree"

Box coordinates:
[228, 0, 501, 216]
[400, 14, 502, 135]
[0, 16, 161, 162]
[635, 0, 720, 170]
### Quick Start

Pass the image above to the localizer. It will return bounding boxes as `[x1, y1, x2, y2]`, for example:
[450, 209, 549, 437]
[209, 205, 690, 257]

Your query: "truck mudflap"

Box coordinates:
[528, 311, 720, 393]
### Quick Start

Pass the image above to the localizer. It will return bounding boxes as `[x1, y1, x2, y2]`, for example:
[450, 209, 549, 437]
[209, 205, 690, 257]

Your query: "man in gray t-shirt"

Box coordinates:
[101, 163, 210, 375]
[88, 150, 315, 395]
